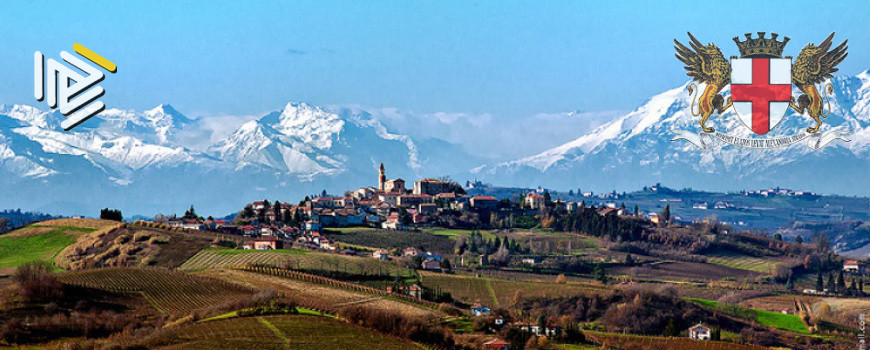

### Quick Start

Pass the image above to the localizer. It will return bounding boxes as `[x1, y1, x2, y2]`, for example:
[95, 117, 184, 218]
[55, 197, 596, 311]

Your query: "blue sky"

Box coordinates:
[1, 1, 868, 120]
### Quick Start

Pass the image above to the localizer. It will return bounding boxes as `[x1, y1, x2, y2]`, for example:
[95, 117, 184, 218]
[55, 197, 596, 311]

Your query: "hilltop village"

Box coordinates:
[150, 164, 655, 265]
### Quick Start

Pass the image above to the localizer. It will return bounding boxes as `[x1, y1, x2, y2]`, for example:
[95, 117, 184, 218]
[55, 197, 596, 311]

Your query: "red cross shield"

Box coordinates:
[730, 58, 792, 135]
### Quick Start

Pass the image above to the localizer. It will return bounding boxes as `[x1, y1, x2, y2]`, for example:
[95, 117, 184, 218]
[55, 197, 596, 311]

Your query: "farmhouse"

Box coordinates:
[421, 258, 441, 270]
[408, 284, 422, 298]
[471, 303, 491, 316]
[844, 260, 864, 274]
[372, 249, 390, 260]
[688, 323, 711, 340]
[513, 322, 560, 337]
[521, 257, 540, 265]
[242, 236, 284, 250]
[403, 247, 424, 257]
[525, 193, 545, 209]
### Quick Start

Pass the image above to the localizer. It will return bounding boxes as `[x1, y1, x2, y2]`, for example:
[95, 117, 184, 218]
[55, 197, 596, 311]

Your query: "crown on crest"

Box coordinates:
[732, 32, 789, 58]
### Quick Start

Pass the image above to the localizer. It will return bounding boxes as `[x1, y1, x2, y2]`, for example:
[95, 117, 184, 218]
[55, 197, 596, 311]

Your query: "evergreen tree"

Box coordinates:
[293, 210, 302, 225]
[660, 205, 671, 225]
[183, 205, 198, 220]
[774, 233, 783, 241]
[795, 235, 804, 244]
[397, 207, 412, 225]
[663, 319, 680, 337]
[837, 270, 847, 291]
[241, 205, 254, 219]
[634, 205, 639, 217]
[440, 258, 452, 271]
[593, 263, 608, 285]
[99, 208, 123, 221]
[711, 325, 721, 341]
[273, 200, 283, 222]
[815, 270, 824, 291]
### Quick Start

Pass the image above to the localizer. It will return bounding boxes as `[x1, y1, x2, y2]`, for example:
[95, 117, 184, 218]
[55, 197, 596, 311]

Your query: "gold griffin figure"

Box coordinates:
[790, 32, 848, 133]
[674, 32, 732, 133]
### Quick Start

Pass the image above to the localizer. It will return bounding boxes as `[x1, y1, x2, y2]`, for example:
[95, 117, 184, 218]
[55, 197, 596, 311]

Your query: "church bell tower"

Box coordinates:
[378, 163, 386, 191]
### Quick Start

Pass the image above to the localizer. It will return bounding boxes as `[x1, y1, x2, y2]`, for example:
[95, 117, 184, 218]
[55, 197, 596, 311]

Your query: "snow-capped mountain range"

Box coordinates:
[2, 70, 870, 216]
[0, 102, 446, 215]
[475, 70, 870, 195]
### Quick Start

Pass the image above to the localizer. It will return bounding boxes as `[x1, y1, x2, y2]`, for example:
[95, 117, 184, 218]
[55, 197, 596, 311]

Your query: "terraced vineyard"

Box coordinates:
[180, 248, 411, 276]
[420, 271, 606, 307]
[136, 314, 416, 350]
[200, 269, 433, 317]
[705, 252, 781, 274]
[58, 267, 255, 315]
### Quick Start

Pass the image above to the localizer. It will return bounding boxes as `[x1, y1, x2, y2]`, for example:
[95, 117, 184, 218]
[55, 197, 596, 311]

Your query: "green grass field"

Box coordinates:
[0, 219, 123, 270]
[685, 297, 809, 334]
[0, 230, 77, 268]
[0, 223, 101, 269]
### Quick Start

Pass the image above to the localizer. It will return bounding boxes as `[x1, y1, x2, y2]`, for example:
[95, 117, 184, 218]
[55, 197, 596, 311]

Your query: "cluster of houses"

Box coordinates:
[691, 201, 736, 210]
[477, 321, 717, 349]
[741, 188, 817, 198]
[372, 247, 447, 271]
[289, 164, 501, 230]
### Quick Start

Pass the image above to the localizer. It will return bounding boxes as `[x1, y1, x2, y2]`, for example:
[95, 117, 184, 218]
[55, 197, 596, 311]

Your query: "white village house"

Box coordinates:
[688, 323, 711, 340]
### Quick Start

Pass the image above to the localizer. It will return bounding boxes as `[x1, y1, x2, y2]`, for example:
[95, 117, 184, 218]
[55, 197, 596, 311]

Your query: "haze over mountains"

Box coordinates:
[1, 70, 869, 216]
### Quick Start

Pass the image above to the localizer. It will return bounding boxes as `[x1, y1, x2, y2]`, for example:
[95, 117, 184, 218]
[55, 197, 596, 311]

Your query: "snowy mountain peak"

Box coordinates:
[477, 71, 870, 196]
[0, 104, 60, 129]
[143, 104, 193, 125]
[208, 101, 420, 177]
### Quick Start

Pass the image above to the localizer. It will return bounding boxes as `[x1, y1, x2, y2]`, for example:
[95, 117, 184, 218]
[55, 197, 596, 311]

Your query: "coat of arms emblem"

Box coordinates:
[671, 32, 851, 150]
